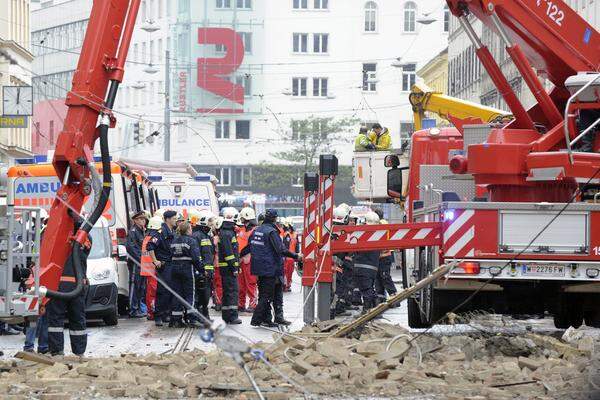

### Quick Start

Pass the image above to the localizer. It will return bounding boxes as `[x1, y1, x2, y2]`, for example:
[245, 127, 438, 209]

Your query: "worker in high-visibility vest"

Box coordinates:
[237, 207, 258, 312]
[126, 210, 148, 318]
[141, 216, 163, 320]
[190, 209, 216, 319]
[354, 126, 375, 151]
[367, 123, 392, 151]
[215, 209, 242, 325]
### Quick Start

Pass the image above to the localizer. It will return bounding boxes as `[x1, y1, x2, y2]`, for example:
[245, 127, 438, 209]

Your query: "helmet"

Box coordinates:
[214, 216, 224, 230]
[143, 210, 152, 220]
[365, 211, 380, 225]
[380, 218, 389, 225]
[154, 208, 171, 219]
[176, 212, 186, 222]
[198, 210, 216, 227]
[36, 208, 49, 221]
[338, 203, 352, 216]
[147, 216, 163, 230]
[189, 208, 202, 226]
[333, 206, 349, 225]
[221, 207, 239, 223]
[257, 213, 265, 224]
[239, 207, 256, 222]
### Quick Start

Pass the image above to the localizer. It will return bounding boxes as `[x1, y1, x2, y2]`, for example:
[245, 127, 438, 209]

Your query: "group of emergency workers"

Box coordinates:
[126, 205, 301, 328]
[354, 123, 392, 152]
[330, 204, 398, 317]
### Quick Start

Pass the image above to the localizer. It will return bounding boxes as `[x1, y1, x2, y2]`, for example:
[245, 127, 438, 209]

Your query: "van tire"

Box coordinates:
[103, 304, 119, 326]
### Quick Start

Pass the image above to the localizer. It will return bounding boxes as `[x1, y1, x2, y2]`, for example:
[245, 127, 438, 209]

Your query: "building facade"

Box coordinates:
[448, 1, 599, 110]
[0, 0, 34, 170]
[416, 47, 448, 126]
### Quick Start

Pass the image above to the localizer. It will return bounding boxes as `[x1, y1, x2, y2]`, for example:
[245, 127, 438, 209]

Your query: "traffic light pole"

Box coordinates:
[163, 49, 171, 161]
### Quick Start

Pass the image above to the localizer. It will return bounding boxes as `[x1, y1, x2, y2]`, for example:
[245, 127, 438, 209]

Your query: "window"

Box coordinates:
[234, 167, 251, 186]
[365, 1, 377, 32]
[292, 78, 308, 96]
[240, 32, 252, 53]
[293, 33, 308, 53]
[215, 167, 231, 186]
[216, 0, 231, 8]
[49, 120, 55, 145]
[141, 42, 147, 63]
[133, 43, 139, 62]
[312, 77, 328, 97]
[157, 39, 163, 60]
[235, 74, 252, 97]
[291, 120, 308, 140]
[314, 0, 328, 9]
[158, 0, 163, 18]
[443, 6, 450, 33]
[293, 0, 308, 9]
[177, 123, 187, 143]
[149, 40, 154, 62]
[312, 119, 328, 138]
[400, 122, 414, 136]
[215, 120, 230, 139]
[313, 33, 328, 53]
[34, 122, 41, 147]
[141, 0, 147, 20]
[237, 0, 252, 8]
[362, 63, 377, 91]
[401, 63, 416, 91]
[404, 1, 416, 32]
[236, 120, 250, 139]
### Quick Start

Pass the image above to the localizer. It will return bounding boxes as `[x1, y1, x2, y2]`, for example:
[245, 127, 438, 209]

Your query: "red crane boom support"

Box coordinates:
[39, 1, 140, 303]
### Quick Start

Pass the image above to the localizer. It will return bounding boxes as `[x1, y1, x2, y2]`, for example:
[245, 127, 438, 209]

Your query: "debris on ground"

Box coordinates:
[1, 322, 599, 399]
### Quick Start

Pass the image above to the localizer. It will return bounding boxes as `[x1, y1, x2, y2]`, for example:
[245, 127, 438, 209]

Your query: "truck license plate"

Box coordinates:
[522, 264, 565, 277]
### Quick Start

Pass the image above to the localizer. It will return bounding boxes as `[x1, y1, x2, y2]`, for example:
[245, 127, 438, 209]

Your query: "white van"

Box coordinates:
[86, 217, 120, 326]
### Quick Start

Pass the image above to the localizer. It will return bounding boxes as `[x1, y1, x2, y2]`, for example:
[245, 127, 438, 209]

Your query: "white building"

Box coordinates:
[30, 1, 448, 197]
[0, 0, 33, 170]
[448, 0, 599, 110]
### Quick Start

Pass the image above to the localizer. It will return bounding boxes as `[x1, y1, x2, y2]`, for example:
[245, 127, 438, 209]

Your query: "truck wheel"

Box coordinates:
[583, 294, 600, 328]
[103, 304, 119, 326]
[407, 247, 434, 329]
[553, 294, 582, 329]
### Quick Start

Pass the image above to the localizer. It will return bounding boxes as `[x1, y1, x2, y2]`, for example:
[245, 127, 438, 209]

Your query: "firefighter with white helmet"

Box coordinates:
[237, 207, 258, 312]
[215, 209, 242, 324]
[353, 210, 381, 313]
[331, 205, 354, 317]
[191, 209, 217, 319]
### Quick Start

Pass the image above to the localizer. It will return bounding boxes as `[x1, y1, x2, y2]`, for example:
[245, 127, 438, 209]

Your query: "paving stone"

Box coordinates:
[518, 356, 543, 371]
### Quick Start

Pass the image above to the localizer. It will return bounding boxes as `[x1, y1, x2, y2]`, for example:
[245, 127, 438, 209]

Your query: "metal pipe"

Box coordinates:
[112, 0, 142, 82]
[563, 73, 600, 164]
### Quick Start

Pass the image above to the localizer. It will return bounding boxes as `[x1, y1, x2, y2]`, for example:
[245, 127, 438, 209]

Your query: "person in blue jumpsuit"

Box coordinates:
[169, 220, 204, 327]
[216, 212, 242, 325]
[245, 209, 300, 328]
[147, 210, 177, 326]
[192, 213, 215, 320]
[352, 211, 381, 313]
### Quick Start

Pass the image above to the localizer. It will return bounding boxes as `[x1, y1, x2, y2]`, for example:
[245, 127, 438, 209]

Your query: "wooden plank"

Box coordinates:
[330, 263, 454, 338]
[14, 351, 55, 366]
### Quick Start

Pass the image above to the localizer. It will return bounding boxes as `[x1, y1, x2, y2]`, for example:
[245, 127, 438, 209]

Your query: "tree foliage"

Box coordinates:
[272, 115, 359, 172]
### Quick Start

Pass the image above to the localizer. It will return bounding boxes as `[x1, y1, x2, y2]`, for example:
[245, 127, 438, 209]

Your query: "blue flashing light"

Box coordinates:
[93, 155, 112, 162]
[443, 209, 455, 221]
[194, 175, 211, 182]
[148, 175, 163, 182]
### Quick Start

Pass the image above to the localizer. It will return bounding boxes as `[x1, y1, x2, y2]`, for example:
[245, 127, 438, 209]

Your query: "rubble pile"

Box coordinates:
[0, 322, 598, 400]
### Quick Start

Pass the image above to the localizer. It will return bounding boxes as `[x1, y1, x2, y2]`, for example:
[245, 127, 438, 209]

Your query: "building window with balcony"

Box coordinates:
[177, 123, 187, 143]
[292, 77, 308, 96]
[362, 63, 377, 92]
[404, 1, 417, 32]
[401, 63, 416, 91]
[365, 1, 377, 32]
[313, 77, 328, 97]
[443, 6, 450, 33]
[293, 33, 308, 53]
[314, 0, 328, 9]
[313, 33, 328, 53]
[293, 0, 308, 9]
[216, 0, 231, 8]
[215, 120, 230, 139]
[215, 167, 231, 186]
[234, 167, 252, 186]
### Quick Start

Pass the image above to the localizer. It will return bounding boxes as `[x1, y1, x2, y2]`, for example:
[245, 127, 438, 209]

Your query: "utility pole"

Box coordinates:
[163, 49, 171, 161]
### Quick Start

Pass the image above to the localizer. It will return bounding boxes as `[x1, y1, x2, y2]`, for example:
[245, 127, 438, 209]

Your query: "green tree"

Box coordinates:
[272, 115, 359, 172]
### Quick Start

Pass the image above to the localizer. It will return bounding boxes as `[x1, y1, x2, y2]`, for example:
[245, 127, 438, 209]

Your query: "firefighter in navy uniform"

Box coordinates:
[375, 218, 398, 305]
[215, 210, 242, 324]
[331, 206, 352, 317]
[246, 209, 300, 328]
[169, 220, 203, 328]
[352, 211, 381, 313]
[125, 210, 148, 318]
[147, 210, 177, 326]
[47, 218, 91, 356]
[190, 209, 216, 320]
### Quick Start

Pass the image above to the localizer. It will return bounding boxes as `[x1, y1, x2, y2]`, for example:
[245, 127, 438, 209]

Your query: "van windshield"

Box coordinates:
[88, 227, 111, 259]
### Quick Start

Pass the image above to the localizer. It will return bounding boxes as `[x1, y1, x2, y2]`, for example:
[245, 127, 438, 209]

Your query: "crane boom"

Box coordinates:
[39, 1, 140, 302]
[409, 82, 511, 132]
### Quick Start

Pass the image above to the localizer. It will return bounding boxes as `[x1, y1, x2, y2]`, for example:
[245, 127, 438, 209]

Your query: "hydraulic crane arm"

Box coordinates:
[409, 82, 512, 132]
[39, 1, 140, 303]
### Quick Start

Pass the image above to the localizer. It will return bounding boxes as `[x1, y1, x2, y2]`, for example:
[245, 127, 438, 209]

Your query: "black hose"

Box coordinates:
[46, 81, 118, 300]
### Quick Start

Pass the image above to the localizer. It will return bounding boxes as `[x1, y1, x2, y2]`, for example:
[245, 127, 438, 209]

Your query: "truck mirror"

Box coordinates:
[387, 168, 404, 199]
[384, 154, 400, 168]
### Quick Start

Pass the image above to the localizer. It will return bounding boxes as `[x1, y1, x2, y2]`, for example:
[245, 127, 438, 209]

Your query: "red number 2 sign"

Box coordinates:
[197, 28, 245, 112]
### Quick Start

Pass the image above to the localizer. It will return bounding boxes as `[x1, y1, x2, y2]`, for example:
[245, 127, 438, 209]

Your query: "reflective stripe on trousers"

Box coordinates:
[354, 263, 378, 271]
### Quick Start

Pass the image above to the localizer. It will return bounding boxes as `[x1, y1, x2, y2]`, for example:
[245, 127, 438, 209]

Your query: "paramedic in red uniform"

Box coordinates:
[237, 207, 258, 312]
